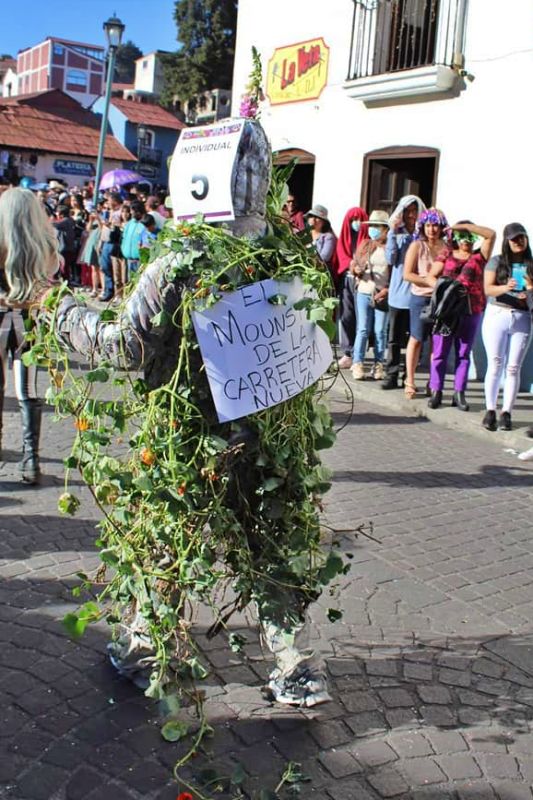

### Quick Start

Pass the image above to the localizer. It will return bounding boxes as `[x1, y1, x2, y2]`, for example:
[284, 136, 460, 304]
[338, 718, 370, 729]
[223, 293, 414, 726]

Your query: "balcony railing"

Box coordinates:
[347, 0, 465, 81]
[137, 145, 162, 168]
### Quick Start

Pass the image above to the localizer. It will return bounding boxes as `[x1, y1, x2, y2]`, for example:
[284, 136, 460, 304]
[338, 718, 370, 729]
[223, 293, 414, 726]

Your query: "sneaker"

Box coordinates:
[263, 664, 331, 708]
[482, 410, 497, 431]
[351, 362, 365, 380]
[373, 362, 385, 381]
[499, 411, 512, 431]
[337, 354, 353, 369]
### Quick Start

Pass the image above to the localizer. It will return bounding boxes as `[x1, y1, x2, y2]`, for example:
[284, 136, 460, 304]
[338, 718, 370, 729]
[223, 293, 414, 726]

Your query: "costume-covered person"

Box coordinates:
[50, 119, 334, 707]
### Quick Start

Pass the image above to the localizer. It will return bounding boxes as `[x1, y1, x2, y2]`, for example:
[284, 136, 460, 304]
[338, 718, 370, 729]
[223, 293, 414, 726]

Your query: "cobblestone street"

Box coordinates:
[2, 378, 533, 800]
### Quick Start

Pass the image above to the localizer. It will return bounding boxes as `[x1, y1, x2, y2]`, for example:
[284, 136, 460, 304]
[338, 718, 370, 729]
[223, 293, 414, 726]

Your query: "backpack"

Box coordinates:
[420, 277, 470, 336]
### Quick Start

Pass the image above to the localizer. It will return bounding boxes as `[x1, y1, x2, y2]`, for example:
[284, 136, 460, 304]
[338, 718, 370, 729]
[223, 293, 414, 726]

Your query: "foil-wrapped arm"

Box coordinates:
[53, 253, 183, 370]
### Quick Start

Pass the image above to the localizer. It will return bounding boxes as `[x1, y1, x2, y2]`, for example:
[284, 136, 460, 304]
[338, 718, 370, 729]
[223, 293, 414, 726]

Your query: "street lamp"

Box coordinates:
[93, 14, 125, 198]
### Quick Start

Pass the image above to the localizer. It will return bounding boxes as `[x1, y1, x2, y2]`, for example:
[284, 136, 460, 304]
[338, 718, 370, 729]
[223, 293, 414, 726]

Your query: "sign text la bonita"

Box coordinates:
[266, 38, 329, 106]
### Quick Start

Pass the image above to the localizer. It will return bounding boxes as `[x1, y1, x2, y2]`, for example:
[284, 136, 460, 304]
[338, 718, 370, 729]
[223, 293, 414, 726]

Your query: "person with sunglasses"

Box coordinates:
[425, 221, 495, 410]
[481, 223, 533, 431]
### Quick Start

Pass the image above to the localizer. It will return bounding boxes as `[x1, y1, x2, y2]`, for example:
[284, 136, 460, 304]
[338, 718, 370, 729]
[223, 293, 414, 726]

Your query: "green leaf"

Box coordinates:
[231, 763, 246, 785]
[150, 310, 171, 327]
[86, 368, 109, 383]
[229, 633, 246, 653]
[258, 791, 278, 800]
[58, 492, 80, 516]
[100, 548, 120, 567]
[99, 309, 117, 321]
[63, 612, 88, 638]
[160, 719, 189, 742]
[188, 657, 208, 680]
[318, 318, 336, 340]
[308, 306, 327, 323]
[267, 293, 287, 305]
[22, 350, 39, 367]
[262, 476, 285, 492]
[133, 475, 153, 493]
[327, 608, 343, 622]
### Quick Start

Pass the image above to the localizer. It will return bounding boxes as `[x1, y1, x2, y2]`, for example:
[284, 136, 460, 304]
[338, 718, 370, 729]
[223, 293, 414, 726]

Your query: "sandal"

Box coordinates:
[404, 382, 417, 400]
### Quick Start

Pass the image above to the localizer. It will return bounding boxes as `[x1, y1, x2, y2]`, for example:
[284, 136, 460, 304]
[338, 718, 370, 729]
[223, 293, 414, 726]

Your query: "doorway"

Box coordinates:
[273, 148, 315, 216]
[362, 146, 439, 215]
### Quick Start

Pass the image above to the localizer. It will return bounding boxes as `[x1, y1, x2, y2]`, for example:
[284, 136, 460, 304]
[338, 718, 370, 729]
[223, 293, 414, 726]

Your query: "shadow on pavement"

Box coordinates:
[333, 465, 533, 490]
[2, 563, 533, 799]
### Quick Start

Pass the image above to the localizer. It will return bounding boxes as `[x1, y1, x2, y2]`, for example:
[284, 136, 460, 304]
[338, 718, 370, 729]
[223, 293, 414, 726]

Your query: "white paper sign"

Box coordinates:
[191, 278, 333, 423]
[169, 120, 245, 223]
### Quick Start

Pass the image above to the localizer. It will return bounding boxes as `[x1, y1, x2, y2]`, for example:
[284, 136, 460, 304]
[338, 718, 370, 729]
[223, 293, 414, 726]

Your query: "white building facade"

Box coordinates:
[232, 0, 532, 239]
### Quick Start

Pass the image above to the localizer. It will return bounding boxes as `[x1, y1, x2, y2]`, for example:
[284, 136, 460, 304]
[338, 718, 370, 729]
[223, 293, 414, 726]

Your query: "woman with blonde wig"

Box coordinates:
[0, 187, 58, 483]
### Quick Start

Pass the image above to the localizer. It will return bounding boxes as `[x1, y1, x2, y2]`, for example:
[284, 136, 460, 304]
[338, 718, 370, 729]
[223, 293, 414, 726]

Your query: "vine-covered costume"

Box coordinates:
[51, 120, 336, 707]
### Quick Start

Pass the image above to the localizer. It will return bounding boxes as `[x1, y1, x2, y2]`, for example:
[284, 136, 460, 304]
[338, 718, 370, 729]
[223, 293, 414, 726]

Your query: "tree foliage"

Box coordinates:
[161, 0, 237, 106]
[113, 40, 143, 84]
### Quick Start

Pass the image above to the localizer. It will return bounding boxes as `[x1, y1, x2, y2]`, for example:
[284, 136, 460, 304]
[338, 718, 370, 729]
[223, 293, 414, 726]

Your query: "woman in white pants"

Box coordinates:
[482, 222, 533, 432]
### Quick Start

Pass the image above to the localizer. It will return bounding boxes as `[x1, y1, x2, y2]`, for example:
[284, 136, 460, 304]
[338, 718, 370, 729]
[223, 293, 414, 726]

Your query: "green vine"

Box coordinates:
[25, 173, 349, 796]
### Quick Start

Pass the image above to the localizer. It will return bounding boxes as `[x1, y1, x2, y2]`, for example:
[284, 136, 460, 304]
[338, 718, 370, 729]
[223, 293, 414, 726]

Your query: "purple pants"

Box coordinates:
[430, 313, 482, 392]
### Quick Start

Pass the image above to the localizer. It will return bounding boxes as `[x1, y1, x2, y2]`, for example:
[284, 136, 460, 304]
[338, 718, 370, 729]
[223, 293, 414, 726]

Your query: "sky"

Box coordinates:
[0, 0, 178, 57]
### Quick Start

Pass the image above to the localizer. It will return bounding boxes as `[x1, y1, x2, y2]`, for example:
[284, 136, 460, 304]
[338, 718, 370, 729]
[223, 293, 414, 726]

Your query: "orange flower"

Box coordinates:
[170, 419, 180, 430]
[208, 472, 218, 482]
[74, 417, 90, 431]
[177, 793, 193, 800]
[177, 482, 187, 496]
[181, 227, 191, 236]
[245, 265, 254, 275]
[140, 447, 156, 466]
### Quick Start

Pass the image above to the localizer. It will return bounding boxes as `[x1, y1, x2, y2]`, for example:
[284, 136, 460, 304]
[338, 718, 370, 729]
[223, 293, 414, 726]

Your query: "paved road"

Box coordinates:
[2, 378, 533, 800]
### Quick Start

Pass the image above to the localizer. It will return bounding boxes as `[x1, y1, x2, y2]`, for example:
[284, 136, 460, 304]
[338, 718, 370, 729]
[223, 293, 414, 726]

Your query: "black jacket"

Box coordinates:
[420, 277, 471, 336]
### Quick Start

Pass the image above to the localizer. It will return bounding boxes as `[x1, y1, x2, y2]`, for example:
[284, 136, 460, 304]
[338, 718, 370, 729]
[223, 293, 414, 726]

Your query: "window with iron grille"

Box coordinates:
[348, 0, 465, 80]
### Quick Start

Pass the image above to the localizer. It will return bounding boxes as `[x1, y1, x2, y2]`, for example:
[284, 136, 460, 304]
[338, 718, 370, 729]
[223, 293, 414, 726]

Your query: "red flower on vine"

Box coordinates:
[177, 792, 193, 800]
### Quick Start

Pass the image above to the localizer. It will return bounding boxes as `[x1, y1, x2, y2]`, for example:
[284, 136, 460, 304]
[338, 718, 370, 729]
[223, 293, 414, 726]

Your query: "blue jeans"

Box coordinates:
[353, 292, 389, 364]
[127, 259, 140, 279]
[99, 242, 115, 297]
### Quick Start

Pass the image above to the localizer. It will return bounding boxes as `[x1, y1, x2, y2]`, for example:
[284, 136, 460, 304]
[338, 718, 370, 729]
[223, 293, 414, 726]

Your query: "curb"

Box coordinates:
[329, 372, 533, 454]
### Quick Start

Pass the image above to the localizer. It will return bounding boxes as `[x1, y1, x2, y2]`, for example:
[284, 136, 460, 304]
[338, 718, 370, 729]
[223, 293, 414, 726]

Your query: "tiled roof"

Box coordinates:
[0, 58, 16, 75]
[111, 98, 185, 130]
[0, 89, 134, 161]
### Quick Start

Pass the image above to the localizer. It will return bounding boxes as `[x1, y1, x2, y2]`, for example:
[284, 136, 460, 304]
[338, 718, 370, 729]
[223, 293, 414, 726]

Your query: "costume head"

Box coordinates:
[228, 120, 271, 238]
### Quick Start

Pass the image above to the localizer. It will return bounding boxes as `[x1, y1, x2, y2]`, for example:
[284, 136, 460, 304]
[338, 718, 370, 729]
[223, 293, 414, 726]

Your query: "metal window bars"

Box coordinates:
[347, 0, 465, 80]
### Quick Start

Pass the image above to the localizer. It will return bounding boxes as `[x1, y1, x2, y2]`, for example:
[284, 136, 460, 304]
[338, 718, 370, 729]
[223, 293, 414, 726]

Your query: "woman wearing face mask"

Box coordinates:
[335, 207, 369, 368]
[425, 221, 496, 410]
[403, 208, 449, 399]
[351, 210, 390, 380]
[481, 223, 533, 431]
